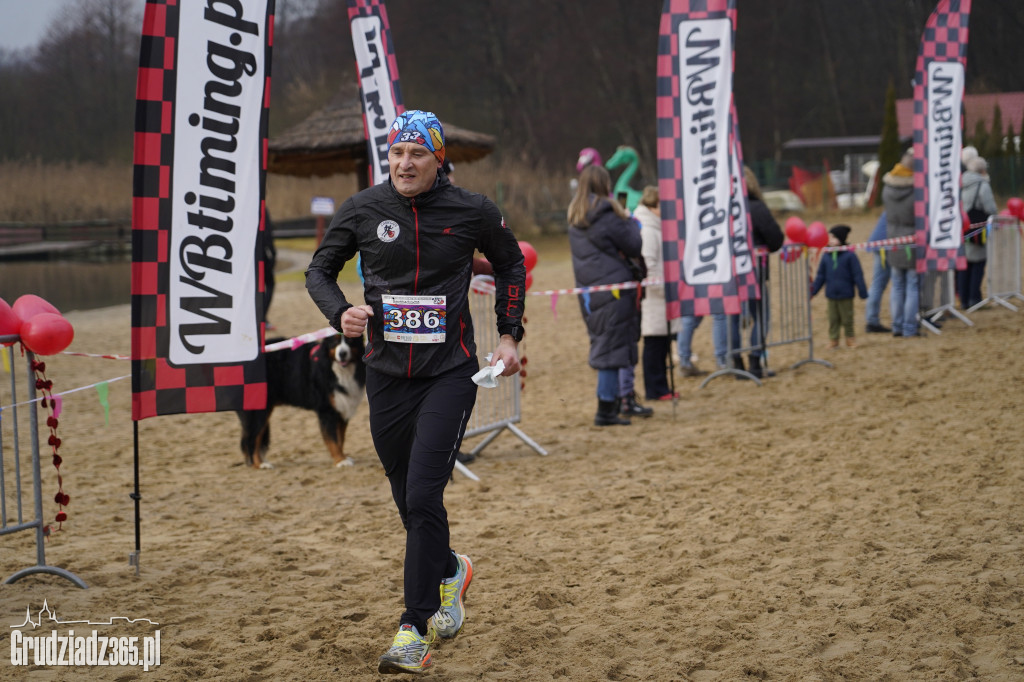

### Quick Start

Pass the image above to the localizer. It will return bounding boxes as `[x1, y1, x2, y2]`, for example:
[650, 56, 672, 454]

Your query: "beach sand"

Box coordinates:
[2, 214, 1024, 680]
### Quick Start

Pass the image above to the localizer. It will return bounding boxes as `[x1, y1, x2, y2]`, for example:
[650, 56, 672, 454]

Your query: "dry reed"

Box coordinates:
[0, 160, 133, 223]
[0, 158, 575, 235]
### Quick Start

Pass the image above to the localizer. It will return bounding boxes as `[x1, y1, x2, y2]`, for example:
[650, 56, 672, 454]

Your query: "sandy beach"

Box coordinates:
[2, 213, 1024, 680]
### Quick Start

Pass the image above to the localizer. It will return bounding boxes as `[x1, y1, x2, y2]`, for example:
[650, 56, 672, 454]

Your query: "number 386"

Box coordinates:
[386, 308, 443, 330]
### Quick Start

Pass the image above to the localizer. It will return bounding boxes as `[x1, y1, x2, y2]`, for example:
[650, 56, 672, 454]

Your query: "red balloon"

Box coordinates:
[806, 221, 829, 248]
[779, 241, 802, 263]
[13, 295, 60, 323]
[784, 216, 807, 244]
[1007, 197, 1024, 219]
[0, 297, 20, 343]
[525, 271, 534, 291]
[20, 313, 74, 356]
[518, 241, 538, 272]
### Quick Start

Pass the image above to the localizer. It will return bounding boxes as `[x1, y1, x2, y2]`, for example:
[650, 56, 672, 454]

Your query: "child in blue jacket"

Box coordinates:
[811, 225, 868, 348]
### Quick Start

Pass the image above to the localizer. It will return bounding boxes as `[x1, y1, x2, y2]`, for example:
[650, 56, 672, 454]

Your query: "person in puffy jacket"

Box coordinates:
[306, 110, 526, 674]
[636, 185, 680, 400]
[568, 164, 649, 425]
[882, 149, 919, 338]
[810, 225, 868, 348]
[728, 166, 785, 378]
[958, 156, 998, 309]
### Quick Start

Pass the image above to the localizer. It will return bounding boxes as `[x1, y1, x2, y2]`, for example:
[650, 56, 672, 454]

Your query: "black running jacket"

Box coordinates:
[305, 172, 526, 379]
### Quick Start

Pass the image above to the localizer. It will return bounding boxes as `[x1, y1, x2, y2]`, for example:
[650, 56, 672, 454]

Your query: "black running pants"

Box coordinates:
[365, 360, 478, 631]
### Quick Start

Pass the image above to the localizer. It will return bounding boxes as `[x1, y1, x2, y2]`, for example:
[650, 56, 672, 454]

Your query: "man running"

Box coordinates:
[305, 109, 526, 674]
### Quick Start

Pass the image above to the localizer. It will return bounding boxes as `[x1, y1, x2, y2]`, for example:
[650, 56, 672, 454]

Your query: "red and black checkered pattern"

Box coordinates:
[130, 0, 272, 421]
[657, 0, 741, 319]
[347, 0, 405, 184]
[913, 0, 971, 275]
[731, 99, 760, 303]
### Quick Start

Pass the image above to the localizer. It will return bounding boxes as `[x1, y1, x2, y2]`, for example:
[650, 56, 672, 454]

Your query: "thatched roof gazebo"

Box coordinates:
[268, 87, 497, 187]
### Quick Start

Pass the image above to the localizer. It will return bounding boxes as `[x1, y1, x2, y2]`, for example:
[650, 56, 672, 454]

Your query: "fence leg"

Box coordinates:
[2, 347, 86, 589]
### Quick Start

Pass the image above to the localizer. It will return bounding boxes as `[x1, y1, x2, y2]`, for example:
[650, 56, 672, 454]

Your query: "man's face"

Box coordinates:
[388, 142, 441, 197]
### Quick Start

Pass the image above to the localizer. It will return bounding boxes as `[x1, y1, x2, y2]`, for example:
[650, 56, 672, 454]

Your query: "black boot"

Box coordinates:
[619, 392, 653, 418]
[595, 399, 631, 426]
[748, 355, 775, 379]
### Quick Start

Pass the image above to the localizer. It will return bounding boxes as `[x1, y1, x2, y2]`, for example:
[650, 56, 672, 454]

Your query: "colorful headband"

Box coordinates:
[386, 110, 445, 164]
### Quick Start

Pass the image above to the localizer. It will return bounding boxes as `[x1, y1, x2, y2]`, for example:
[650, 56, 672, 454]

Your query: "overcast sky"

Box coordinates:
[0, 0, 68, 50]
[0, 0, 146, 51]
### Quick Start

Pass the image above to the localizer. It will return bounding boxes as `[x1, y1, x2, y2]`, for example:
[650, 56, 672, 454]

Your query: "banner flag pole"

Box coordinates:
[129, 0, 277, 569]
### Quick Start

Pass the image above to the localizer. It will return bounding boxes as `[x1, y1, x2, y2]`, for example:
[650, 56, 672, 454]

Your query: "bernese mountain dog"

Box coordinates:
[237, 333, 366, 469]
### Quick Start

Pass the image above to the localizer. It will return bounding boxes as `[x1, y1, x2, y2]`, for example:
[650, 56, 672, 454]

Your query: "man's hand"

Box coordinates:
[340, 304, 373, 338]
[491, 334, 521, 376]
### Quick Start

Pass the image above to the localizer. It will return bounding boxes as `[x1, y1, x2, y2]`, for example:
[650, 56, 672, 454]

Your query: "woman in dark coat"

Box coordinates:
[728, 166, 785, 378]
[568, 165, 645, 426]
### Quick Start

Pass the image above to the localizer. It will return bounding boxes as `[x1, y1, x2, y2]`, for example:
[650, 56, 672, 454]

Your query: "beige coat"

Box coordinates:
[635, 204, 680, 337]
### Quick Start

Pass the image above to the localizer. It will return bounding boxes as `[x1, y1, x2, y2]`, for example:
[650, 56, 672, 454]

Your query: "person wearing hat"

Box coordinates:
[810, 224, 868, 348]
[882, 149, 920, 338]
[306, 110, 527, 674]
[958, 155, 997, 309]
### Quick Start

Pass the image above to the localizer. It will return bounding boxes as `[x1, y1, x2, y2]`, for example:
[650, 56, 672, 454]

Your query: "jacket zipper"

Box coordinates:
[408, 199, 420, 378]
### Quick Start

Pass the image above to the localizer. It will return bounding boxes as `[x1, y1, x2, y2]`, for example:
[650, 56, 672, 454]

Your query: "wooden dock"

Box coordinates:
[0, 221, 131, 260]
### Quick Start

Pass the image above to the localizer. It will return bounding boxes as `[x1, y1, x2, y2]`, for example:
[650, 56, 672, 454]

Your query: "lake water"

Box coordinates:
[0, 259, 131, 313]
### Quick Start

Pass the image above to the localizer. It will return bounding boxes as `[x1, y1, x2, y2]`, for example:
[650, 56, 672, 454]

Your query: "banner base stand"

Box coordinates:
[967, 294, 1022, 314]
[922, 303, 973, 335]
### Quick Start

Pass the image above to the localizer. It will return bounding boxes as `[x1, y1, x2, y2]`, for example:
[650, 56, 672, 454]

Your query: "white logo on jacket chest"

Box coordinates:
[377, 220, 400, 243]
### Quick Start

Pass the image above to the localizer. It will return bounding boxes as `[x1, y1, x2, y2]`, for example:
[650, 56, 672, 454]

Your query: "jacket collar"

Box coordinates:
[386, 170, 448, 205]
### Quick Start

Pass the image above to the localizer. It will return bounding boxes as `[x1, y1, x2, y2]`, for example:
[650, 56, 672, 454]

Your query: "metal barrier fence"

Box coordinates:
[971, 214, 1024, 313]
[462, 276, 547, 466]
[1, 338, 87, 588]
[701, 247, 832, 387]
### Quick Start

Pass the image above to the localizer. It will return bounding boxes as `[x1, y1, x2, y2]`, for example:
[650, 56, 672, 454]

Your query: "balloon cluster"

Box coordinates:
[779, 216, 828, 262]
[0, 294, 74, 535]
[518, 241, 538, 291]
[1005, 197, 1024, 220]
[516, 241, 538, 390]
[782, 216, 828, 249]
[0, 294, 75, 355]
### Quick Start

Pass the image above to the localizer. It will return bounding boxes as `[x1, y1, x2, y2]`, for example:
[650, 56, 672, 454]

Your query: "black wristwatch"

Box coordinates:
[500, 324, 525, 342]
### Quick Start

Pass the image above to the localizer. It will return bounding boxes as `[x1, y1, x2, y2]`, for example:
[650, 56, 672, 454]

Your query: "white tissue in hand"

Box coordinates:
[472, 359, 505, 388]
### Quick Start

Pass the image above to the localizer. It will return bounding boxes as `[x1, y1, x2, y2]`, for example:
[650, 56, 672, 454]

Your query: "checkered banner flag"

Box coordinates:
[348, 0, 405, 186]
[913, 0, 972, 274]
[657, 0, 744, 319]
[729, 99, 760, 303]
[131, 0, 275, 420]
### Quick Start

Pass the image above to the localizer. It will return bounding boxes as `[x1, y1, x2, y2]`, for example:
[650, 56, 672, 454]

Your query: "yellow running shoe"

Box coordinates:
[377, 623, 434, 674]
[433, 553, 473, 639]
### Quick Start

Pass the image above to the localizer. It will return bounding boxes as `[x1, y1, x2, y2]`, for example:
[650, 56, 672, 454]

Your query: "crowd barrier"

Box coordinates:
[0, 337, 87, 588]
[701, 247, 833, 387]
[463, 276, 548, 472]
[971, 215, 1024, 313]
[618, 219, 1023, 387]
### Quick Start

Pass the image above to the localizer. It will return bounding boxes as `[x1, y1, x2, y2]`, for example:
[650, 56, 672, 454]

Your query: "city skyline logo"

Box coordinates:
[11, 600, 160, 629]
[9, 600, 161, 672]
